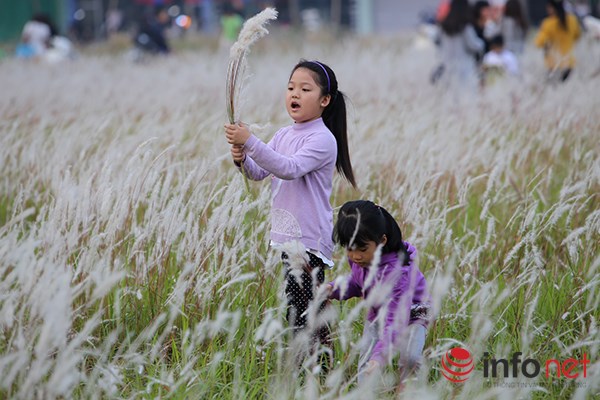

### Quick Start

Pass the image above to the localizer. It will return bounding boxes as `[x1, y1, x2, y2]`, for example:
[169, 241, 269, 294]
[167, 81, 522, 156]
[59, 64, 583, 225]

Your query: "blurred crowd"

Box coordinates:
[11, 0, 600, 80]
[428, 0, 599, 88]
[13, 0, 263, 63]
[15, 13, 76, 63]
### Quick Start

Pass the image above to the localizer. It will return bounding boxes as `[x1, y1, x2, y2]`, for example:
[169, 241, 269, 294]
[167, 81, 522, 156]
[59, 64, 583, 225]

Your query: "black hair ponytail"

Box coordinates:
[291, 60, 356, 188]
[378, 206, 409, 265]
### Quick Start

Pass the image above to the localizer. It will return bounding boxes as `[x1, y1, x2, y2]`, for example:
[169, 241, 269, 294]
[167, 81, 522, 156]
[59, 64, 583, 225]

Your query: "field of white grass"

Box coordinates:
[0, 29, 599, 399]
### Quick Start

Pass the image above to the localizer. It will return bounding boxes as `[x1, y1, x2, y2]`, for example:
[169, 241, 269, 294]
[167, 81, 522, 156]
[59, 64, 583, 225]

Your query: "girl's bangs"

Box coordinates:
[335, 218, 370, 248]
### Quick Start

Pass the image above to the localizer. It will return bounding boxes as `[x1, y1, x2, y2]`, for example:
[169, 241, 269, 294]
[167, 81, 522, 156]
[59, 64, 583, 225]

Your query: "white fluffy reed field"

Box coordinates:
[0, 30, 599, 399]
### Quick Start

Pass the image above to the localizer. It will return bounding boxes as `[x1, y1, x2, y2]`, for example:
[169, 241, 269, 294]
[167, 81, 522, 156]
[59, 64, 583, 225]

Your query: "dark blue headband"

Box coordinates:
[310, 61, 331, 93]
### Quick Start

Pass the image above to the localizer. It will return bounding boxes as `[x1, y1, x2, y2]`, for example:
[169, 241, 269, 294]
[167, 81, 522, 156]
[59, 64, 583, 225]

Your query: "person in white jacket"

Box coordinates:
[483, 34, 520, 77]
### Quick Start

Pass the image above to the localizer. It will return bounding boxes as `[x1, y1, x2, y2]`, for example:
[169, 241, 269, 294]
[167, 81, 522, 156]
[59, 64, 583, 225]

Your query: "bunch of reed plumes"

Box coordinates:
[226, 7, 278, 124]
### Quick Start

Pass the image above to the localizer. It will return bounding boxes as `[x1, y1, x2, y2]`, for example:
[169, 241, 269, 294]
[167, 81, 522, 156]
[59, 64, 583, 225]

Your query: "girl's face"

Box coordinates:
[286, 67, 331, 123]
[346, 235, 387, 268]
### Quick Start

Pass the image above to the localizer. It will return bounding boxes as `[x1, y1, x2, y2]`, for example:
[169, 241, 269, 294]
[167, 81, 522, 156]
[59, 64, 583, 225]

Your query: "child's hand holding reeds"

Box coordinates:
[224, 122, 251, 146]
[230, 145, 245, 164]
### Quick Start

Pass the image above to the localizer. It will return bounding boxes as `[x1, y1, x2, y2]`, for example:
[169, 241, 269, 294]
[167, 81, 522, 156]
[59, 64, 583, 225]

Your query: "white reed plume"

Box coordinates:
[226, 7, 278, 124]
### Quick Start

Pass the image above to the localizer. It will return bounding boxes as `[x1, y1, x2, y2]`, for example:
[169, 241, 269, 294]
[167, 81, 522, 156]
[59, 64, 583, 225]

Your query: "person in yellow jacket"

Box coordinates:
[534, 0, 581, 81]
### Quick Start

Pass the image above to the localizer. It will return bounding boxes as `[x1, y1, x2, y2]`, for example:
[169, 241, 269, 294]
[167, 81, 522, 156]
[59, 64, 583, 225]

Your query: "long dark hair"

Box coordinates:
[504, 0, 528, 32]
[333, 200, 409, 265]
[547, 0, 568, 30]
[441, 0, 472, 35]
[291, 60, 356, 188]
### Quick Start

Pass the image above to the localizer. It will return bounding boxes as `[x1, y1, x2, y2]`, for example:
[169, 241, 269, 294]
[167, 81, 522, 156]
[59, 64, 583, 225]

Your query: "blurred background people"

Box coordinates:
[16, 13, 74, 63]
[16, 13, 57, 59]
[534, 0, 581, 81]
[502, 0, 529, 54]
[220, 2, 244, 47]
[135, 7, 171, 55]
[482, 34, 520, 85]
[434, 0, 485, 88]
[472, 0, 497, 60]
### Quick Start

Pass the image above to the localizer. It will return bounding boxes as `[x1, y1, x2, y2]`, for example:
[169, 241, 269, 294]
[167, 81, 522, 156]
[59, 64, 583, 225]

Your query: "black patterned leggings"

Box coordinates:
[282, 252, 330, 346]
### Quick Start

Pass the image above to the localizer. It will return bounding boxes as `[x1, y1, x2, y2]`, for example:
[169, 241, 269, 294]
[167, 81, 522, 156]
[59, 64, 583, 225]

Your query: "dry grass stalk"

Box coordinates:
[225, 7, 277, 192]
[226, 7, 278, 124]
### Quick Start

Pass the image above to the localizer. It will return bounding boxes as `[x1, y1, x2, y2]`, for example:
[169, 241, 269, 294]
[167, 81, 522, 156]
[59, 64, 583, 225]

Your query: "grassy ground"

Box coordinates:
[0, 31, 599, 399]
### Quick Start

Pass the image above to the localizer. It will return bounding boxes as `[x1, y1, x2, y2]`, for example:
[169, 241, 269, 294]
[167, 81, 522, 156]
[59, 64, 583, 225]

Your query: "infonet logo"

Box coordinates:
[441, 347, 474, 382]
[441, 347, 591, 383]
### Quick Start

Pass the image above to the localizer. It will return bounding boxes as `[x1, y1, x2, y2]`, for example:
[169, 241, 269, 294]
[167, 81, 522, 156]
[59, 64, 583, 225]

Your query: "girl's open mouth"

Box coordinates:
[291, 101, 300, 109]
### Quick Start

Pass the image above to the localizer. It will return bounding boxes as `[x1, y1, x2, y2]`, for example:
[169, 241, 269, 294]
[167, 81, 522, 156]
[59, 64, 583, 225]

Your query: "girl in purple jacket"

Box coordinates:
[328, 200, 430, 383]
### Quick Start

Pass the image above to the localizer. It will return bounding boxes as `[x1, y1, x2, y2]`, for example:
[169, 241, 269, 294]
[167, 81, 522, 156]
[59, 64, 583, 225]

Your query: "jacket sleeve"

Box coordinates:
[235, 155, 270, 181]
[329, 265, 363, 300]
[234, 131, 280, 181]
[464, 25, 485, 55]
[244, 131, 336, 180]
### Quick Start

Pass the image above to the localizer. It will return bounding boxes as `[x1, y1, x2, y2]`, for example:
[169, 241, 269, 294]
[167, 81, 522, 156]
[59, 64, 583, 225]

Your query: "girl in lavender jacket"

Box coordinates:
[224, 60, 356, 350]
[327, 200, 430, 383]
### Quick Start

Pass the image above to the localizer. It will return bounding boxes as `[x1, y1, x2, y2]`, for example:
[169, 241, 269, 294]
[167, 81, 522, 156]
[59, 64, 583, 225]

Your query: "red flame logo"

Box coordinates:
[441, 347, 474, 382]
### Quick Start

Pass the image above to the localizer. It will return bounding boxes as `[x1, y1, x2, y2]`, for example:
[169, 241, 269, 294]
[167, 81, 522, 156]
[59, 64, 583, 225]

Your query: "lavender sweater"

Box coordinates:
[239, 118, 337, 258]
[329, 243, 428, 364]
